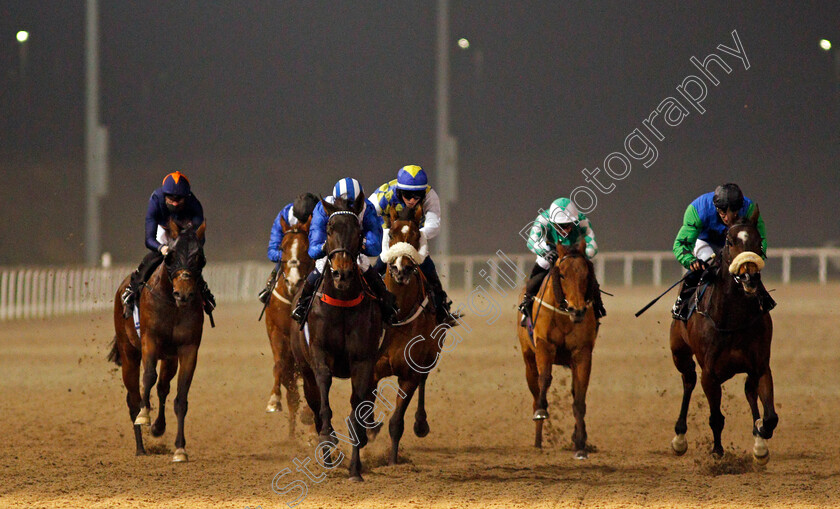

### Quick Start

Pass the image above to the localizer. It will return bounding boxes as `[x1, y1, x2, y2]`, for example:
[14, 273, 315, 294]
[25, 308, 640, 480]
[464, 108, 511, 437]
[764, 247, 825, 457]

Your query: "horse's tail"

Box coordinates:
[107, 335, 122, 366]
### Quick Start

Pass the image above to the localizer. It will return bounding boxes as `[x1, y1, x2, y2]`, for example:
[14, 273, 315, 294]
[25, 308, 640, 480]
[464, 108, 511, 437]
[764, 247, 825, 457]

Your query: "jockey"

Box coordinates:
[518, 197, 606, 325]
[258, 192, 318, 304]
[121, 171, 215, 319]
[291, 178, 398, 325]
[672, 182, 775, 320]
[370, 165, 454, 323]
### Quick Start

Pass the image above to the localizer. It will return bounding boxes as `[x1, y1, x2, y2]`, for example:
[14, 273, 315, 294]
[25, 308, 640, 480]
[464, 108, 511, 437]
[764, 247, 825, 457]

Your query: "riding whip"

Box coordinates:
[634, 273, 689, 318]
[258, 261, 282, 322]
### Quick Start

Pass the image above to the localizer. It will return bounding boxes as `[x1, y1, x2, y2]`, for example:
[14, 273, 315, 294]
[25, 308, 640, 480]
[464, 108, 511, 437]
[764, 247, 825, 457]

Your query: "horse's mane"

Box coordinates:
[396, 205, 417, 222]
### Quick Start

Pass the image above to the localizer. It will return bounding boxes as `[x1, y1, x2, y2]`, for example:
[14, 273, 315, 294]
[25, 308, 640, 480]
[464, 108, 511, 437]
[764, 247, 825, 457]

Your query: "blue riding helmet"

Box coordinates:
[333, 178, 364, 200]
[396, 165, 428, 191]
[161, 171, 191, 197]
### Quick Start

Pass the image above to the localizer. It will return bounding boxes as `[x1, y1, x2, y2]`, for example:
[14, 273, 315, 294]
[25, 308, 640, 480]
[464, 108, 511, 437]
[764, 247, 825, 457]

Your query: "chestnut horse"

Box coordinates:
[669, 208, 778, 463]
[264, 217, 313, 438]
[369, 205, 438, 465]
[290, 194, 382, 481]
[517, 237, 599, 459]
[109, 219, 206, 462]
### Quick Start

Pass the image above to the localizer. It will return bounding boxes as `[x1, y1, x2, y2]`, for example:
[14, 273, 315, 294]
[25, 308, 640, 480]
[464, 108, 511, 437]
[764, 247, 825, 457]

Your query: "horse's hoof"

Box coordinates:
[533, 409, 549, 421]
[711, 450, 723, 460]
[671, 434, 688, 456]
[150, 423, 165, 437]
[300, 409, 315, 425]
[753, 436, 769, 465]
[574, 450, 589, 460]
[266, 394, 282, 413]
[414, 420, 430, 438]
[172, 448, 188, 463]
[134, 408, 151, 426]
[348, 474, 364, 482]
[135, 449, 147, 456]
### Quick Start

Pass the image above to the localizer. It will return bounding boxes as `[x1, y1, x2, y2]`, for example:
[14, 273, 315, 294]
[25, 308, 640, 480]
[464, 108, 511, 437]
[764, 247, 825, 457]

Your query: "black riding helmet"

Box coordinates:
[292, 193, 318, 223]
[713, 183, 744, 212]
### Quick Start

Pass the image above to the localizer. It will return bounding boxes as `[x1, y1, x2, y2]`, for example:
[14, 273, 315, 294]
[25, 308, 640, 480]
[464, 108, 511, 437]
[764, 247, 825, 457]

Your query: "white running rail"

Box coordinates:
[1, 248, 838, 321]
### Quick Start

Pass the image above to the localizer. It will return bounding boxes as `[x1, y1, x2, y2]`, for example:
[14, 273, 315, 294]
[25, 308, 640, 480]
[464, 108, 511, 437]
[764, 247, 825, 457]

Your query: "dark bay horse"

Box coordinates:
[264, 217, 313, 437]
[669, 207, 777, 463]
[369, 205, 438, 465]
[517, 237, 600, 459]
[109, 219, 206, 462]
[290, 194, 383, 481]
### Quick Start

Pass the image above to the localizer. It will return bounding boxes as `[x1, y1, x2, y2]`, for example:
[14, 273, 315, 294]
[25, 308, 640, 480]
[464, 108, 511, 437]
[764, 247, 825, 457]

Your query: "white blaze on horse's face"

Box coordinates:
[401, 225, 410, 236]
[738, 230, 750, 245]
[286, 238, 301, 290]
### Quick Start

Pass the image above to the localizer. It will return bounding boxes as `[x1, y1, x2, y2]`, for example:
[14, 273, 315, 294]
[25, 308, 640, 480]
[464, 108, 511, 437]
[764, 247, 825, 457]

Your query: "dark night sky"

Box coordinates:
[0, 1, 838, 266]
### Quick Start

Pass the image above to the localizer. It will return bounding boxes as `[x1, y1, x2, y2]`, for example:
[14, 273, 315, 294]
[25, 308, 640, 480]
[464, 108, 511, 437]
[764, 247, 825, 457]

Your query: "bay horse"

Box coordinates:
[109, 218, 206, 462]
[369, 205, 438, 465]
[290, 193, 383, 482]
[264, 217, 313, 438]
[669, 207, 777, 463]
[517, 237, 599, 459]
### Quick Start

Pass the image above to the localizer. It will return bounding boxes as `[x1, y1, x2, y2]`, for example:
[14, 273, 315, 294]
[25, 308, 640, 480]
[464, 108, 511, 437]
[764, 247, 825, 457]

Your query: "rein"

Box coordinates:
[695, 250, 768, 333]
[391, 266, 433, 327]
[534, 251, 593, 320]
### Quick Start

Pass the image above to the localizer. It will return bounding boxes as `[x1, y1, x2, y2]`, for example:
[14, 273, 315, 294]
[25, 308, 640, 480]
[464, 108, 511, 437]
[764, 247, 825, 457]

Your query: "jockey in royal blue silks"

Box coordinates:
[121, 171, 215, 319]
[290, 178, 398, 325]
[258, 193, 319, 304]
[369, 164, 455, 323]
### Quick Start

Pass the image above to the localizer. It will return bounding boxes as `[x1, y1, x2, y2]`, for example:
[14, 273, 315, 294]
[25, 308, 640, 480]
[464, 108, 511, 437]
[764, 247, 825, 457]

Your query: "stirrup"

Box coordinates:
[258, 287, 270, 304]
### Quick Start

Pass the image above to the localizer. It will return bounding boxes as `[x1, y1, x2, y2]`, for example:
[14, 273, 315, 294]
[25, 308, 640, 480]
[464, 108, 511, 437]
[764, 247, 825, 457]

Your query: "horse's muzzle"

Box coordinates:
[737, 272, 760, 295]
[571, 308, 587, 323]
[172, 290, 195, 306]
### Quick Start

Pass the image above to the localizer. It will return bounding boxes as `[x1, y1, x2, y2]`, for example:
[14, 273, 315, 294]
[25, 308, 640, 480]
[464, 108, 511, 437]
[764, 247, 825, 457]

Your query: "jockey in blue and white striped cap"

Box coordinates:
[291, 177, 398, 325]
[333, 177, 363, 201]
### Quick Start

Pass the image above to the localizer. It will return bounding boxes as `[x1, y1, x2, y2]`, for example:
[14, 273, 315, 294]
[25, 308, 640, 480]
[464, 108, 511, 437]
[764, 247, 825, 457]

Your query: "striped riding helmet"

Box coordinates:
[548, 197, 580, 225]
[396, 165, 428, 191]
[161, 171, 191, 197]
[332, 178, 364, 201]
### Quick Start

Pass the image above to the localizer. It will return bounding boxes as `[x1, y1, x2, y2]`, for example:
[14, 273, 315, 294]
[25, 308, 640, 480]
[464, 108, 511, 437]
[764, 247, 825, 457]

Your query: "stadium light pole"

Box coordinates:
[435, 0, 458, 261]
[85, 0, 108, 266]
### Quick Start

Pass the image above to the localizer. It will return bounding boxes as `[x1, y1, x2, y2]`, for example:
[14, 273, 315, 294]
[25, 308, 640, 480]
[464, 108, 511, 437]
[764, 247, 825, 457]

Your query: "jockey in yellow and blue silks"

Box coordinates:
[291, 178, 398, 325]
[121, 171, 215, 319]
[370, 164, 454, 323]
[671, 183, 775, 320]
[258, 193, 318, 304]
[518, 197, 606, 324]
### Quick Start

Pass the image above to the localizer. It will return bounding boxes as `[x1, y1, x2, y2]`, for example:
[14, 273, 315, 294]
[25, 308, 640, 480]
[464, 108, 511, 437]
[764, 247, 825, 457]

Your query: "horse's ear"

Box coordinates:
[748, 204, 760, 226]
[321, 198, 337, 216]
[281, 217, 292, 233]
[302, 215, 312, 231]
[196, 221, 206, 242]
[389, 207, 398, 225]
[577, 236, 586, 254]
[414, 204, 423, 224]
[353, 191, 366, 215]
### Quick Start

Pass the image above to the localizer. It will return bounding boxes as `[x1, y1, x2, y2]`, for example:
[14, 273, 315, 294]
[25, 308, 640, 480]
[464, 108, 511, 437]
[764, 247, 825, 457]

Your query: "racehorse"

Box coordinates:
[264, 217, 313, 438]
[517, 237, 599, 459]
[369, 205, 438, 465]
[109, 218, 206, 462]
[290, 193, 383, 481]
[669, 207, 778, 463]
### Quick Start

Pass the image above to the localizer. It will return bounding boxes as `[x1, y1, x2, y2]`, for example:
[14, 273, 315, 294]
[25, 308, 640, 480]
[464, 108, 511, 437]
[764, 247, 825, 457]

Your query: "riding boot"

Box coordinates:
[122, 251, 164, 319]
[199, 276, 216, 315]
[593, 280, 607, 319]
[363, 267, 398, 325]
[258, 269, 277, 304]
[757, 281, 777, 313]
[420, 260, 455, 323]
[121, 269, 142, 319]
[291, 271, 319, 324]
[519, 263, 550, 325]
[672, 269, 704, 321]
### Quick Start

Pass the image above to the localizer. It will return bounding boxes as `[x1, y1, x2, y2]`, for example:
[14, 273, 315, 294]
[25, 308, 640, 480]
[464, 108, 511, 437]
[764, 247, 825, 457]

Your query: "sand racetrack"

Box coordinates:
[1, 283, 839, 508]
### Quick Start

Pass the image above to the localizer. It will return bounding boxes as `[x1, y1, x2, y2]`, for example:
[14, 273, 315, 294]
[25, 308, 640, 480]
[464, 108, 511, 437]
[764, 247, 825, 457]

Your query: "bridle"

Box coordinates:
[534, 251, 593, 318]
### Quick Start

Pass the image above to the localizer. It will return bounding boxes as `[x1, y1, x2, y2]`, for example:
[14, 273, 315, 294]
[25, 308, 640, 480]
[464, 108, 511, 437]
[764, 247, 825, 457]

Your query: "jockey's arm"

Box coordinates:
[526, 213, 552, 258]
[361, 202, 384, 257]
[747, 202, 768, 257]
[420, 188, 442, 240]
[577, 215, 598, 259]
[307, 203, 329, 260]
[266, 209, 287, 263]
[145, 194, 164, 251]
[673, 204, 702, 269]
